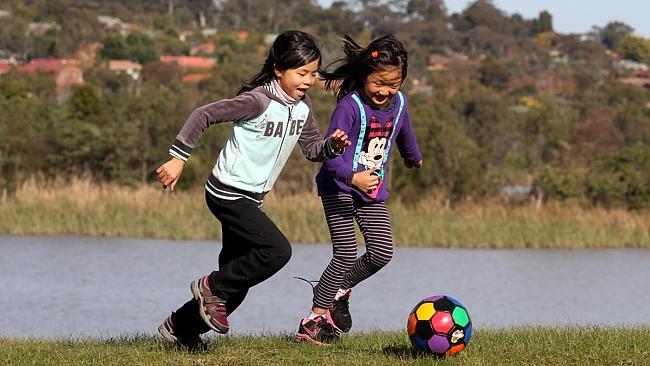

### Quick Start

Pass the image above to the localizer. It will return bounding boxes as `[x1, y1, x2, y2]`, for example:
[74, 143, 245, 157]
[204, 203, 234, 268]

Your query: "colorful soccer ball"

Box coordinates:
[407, 295, 472, 357]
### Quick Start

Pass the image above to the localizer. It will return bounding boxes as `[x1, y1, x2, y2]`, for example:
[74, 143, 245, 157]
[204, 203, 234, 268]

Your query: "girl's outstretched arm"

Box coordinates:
[298, 95, 350, 161]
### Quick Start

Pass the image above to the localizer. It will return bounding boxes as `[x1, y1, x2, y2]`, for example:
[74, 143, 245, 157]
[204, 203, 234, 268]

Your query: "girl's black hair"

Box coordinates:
[321, 34, 408, 101]
[238, 30, 321, 95]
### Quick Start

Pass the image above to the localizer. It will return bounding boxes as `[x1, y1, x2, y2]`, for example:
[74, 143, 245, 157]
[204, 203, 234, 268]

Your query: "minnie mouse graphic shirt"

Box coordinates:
[316, 90, 422, 202]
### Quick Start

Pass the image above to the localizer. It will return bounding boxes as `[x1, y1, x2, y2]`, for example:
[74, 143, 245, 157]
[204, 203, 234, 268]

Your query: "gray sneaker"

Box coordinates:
[158, 313, 209, 352]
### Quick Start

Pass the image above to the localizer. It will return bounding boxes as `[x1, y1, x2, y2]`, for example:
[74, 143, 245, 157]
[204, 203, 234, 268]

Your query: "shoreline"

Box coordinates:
[1, 179, 648, 249]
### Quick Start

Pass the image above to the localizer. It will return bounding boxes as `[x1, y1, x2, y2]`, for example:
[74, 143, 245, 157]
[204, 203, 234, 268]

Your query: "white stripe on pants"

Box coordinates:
[313, 193, 393, 309]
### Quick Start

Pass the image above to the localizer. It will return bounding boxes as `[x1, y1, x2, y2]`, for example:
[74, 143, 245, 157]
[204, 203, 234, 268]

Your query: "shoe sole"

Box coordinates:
[191, 278, 229, 334]
[158, 322, 177, 343]
[295, 332, 332, 346]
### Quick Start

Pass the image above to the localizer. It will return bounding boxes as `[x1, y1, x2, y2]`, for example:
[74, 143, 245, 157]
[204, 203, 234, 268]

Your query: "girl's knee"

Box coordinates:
[332, 255, 356, 271]
[273, 241, 292, 267]
[369, 247, 393, 268]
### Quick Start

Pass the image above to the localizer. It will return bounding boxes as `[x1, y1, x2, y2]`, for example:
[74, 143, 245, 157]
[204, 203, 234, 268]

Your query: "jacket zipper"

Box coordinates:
[263, 105, 293, 191]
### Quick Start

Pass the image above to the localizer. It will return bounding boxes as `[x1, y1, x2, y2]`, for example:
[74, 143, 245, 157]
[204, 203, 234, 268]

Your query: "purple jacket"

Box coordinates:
[316, 91, 422, 202]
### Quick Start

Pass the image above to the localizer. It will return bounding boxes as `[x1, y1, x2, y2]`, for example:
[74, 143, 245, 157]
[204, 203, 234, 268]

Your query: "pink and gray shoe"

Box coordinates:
[295, 315, 340, 345]
[191, 275, 229, 334]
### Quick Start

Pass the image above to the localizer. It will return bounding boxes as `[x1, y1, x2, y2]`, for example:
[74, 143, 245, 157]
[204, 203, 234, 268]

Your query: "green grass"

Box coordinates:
[1, 178, 649, 248]
[2, 327, 650, 365]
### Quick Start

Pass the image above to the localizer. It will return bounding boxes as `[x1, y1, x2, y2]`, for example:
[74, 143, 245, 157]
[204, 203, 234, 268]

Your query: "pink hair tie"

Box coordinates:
[371, 51, 379, 58]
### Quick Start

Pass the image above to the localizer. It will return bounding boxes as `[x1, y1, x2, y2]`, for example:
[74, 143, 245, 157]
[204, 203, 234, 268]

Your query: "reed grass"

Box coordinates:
[1, 177, 648, 248]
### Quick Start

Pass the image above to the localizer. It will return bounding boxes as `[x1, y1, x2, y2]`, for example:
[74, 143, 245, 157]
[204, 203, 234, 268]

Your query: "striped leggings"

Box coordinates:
[312, 193, 394, 309]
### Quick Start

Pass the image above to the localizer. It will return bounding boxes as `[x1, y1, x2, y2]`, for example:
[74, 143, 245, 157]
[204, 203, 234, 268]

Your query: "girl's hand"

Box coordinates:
[156, 158, 185, 191]
[329, 129, 351, 150]
[404, 159, 423, 169]
[351, 168, 380, 192]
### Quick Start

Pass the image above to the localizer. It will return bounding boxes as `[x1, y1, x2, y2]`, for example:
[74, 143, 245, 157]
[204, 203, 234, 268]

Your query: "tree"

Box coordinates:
[69, 84, 102, 120]
[592, 21, 634, 50]
[462, 0, 508, 32]
[617, 34, 650, 63]
[586, 144, 650, 209]
[100, 34, 129, 60]
[406, 0, 445, 21]
[126, 31, 160, 64]
[478, 56, 511, 90]
[531, 10, 553, 34]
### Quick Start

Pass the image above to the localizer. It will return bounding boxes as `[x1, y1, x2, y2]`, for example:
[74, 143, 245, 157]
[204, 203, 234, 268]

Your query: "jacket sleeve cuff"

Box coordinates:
[324, 138, 344, 159]
[169, 138, 193, 162]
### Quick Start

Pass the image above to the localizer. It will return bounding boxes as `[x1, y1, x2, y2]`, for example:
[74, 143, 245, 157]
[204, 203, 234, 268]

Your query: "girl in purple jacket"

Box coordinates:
[295, 34, 423, 345]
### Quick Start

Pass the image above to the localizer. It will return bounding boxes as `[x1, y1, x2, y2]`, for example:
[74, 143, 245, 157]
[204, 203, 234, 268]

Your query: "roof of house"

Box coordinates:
[182, 73, 212, 84]
[160, 56, 216, 70]
[19, 59, 80, 74]
[108, 60, 142, 71]
[0, 63, 12, 74]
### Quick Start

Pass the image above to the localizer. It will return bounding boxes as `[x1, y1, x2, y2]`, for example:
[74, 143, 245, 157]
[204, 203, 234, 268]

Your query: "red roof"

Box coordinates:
[160, 56, 216, 70]
[182, 73, 212, 84]
[0, 63, 12, 74]
[19, 58, 79, 74]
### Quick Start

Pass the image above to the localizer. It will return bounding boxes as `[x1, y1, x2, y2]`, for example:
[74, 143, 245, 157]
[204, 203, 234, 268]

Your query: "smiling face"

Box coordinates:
[362, 66, 403, 108]
[274, 58, 320, 100]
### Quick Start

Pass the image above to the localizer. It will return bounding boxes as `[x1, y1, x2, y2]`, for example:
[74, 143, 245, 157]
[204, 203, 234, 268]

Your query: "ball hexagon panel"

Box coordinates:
[414, 320, 434, 340]
[431, 310, 454, 334]
[464, 323, 472, 344]
[446, 343, 465, 356]
[432, 297, 455, 312]
[410, 335, 428, 352]
[423, 295, 442, 302]
[452, 306, 469, 327]
[407, 313, 417, 335]
[427, 334, 450, 354]
[449, 326, 466, 345]
[447, 296, 463, 307]
[415, 302, 435, 320]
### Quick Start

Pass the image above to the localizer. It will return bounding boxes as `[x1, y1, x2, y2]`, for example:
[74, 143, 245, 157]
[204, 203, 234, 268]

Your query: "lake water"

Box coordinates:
[1, 235, 649, 339]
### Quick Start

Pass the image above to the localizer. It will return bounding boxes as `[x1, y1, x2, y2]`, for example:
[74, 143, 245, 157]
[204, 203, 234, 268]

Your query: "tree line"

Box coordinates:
[0, 0, 648, 209]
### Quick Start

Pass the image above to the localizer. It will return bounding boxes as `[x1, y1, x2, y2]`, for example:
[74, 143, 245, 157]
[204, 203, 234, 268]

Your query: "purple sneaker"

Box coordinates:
[191, 276, 229, 334]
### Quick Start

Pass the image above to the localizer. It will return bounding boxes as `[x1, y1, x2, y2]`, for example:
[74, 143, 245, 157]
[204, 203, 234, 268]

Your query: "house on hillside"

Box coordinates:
[619, 77, 650, 89]
[427, 52, 469, 72]
[97, 15, 139, 36]
[409, 77, 434, 96]
[238, 31, 250, 41]
[182, 73, 212, 84]
[160, 56, 215, 72]
[615, 59, 649, 73]
[0, 9, 10, 18]
[190, 43, 217, 56]
[27, 22, 60, 36]
[75, 43, 101, 69]
[0, 60, 14, 75]
[19, 59, 84, 103]
[201, 28, 218, 37]
[107, 60, 142, 80]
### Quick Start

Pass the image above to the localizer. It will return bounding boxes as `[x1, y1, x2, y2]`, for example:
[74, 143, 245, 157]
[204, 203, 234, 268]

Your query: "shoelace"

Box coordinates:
[293, 276, 319, 292]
